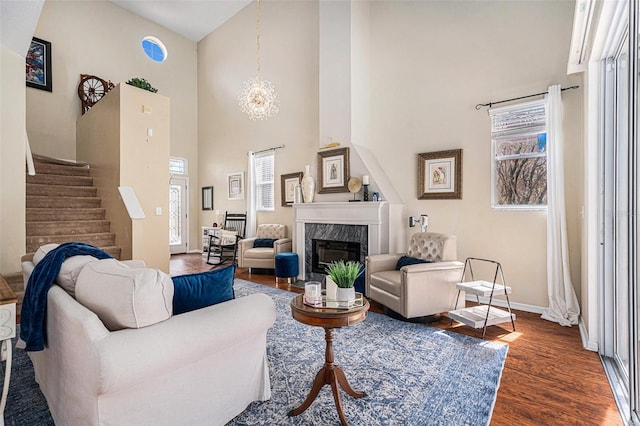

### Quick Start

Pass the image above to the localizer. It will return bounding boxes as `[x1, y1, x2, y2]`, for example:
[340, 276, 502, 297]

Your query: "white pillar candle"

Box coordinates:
[304, 281, 322, 306]
[362, 175, 369, 185]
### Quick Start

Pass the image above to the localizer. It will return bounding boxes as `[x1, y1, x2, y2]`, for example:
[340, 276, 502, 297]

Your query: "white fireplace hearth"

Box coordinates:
[293, 202, 389, 280]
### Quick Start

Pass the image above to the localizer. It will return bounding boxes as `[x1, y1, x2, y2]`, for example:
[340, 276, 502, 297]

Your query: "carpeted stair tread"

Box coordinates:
[27, 195, 101, 209]
[32, 162, 90, 177]
[26, 233, 116, 252]
[27, 208, 106, 222]
[27, 174, 93, 187]
[27, 220, 111, 236]
[32, 154, 89, 168]
[27, 183, 97, 197]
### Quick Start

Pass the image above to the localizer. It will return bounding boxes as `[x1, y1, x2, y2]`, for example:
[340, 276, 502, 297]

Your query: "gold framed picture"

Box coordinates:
[417, 149, 462, 199]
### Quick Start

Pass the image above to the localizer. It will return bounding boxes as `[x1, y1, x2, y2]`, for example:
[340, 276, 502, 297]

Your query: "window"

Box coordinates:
[141, 36, 167, 63]
[169, 157, 187, 175]
[254, 151, 274, 211]
[490, 100, 547, 208]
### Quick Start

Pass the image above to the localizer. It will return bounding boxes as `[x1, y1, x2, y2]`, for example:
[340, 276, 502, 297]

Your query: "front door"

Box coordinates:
[169, 176, 188, 254]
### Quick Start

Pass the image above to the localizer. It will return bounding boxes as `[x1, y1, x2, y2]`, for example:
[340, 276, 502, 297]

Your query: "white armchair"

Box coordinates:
[238, 224, 292, 270]
[365, 232, 464, 319]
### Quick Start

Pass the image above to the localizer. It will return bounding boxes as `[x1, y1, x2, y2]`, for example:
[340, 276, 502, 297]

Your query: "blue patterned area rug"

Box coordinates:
[1, 280, 507, 426]
[230, 280, 508, 426]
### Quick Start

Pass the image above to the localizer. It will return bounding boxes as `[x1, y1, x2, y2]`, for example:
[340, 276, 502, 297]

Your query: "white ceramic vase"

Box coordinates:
[336, 286, 356, 307]
[301, 165, 315, 203]
[293, 184, 303, 204]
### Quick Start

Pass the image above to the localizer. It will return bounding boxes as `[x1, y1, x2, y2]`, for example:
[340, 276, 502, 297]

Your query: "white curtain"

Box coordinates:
[245, 152, 257, 238]
[541, 84, 580, 326]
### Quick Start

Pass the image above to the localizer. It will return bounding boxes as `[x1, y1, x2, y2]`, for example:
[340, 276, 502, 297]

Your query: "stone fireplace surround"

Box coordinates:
[293, 202, 389, 280]
[305, 223, 367, 282]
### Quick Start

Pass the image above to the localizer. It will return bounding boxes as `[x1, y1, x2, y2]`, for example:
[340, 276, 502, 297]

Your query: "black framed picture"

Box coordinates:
[202, 186, 213, 210]
[26, 37, 52, 92]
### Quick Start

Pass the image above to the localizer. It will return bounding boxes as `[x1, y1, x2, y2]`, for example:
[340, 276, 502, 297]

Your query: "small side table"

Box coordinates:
[448, 257, 515, 338]
[0, 277, 16, 426]
[288, 293, 369, 426]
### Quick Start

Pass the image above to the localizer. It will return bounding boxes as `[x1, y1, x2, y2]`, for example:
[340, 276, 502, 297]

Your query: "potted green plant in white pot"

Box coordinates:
[325, 260, 362, 307]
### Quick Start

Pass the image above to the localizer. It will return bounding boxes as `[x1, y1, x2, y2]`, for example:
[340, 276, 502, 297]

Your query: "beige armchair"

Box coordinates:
[238, 224, 292, 270]
[365, 232, 464, 319]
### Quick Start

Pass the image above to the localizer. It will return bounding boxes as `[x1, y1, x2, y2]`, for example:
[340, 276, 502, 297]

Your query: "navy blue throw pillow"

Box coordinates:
[395, 256, 431, 270]
[253, 238, 277, 248]
[172, 264, 236, 315]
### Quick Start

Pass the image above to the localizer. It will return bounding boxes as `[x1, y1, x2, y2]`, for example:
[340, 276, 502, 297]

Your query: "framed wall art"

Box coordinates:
[26, 37, 52, 92]
[417, 149, 462, 199]
[318, 147, 350, 194]
[227, 172, 244, 200]
[202, 186, 213, 210]
[281, 172, 303, 207]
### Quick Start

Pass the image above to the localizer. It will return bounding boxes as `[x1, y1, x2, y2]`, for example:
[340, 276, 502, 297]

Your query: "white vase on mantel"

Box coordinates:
[301, 165, 315, 203]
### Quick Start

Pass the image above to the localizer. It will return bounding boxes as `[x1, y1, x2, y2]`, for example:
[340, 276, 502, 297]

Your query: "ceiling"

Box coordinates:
[110, 0, 252, 42]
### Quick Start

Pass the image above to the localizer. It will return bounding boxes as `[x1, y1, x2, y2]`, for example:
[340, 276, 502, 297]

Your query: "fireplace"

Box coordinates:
[312, 239, 361, 274]
[293, 201, 390, 281]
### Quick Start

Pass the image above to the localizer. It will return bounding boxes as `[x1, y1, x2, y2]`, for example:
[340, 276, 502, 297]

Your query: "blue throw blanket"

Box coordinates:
[20, 242, 112, 351]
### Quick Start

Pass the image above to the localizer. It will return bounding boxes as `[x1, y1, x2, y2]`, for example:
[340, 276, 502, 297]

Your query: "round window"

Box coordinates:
[141, 36, 167, 63]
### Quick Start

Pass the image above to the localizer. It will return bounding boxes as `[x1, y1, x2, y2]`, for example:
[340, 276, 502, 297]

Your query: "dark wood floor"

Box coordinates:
[171, 253, 624, 426]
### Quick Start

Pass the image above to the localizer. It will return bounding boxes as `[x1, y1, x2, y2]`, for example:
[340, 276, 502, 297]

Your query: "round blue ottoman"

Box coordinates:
[275, 252, 299, 284]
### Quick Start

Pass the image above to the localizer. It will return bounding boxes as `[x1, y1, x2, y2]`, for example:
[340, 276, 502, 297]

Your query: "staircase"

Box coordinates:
[1, 156, 123, 317]
[25, 156, 122, 260]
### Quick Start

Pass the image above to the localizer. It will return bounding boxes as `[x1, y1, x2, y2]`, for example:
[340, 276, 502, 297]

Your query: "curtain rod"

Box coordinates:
[475, 85, 580, 110]
[249, 144, 285, 155]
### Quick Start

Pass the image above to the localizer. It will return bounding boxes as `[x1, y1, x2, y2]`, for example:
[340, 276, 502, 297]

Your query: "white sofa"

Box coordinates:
[366, 232, 465, 319]
[21, 250, 276, 426]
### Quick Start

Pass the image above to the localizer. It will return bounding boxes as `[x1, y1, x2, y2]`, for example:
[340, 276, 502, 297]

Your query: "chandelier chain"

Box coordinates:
[256, 0, 261, 75]
[238, 0, 279, 120]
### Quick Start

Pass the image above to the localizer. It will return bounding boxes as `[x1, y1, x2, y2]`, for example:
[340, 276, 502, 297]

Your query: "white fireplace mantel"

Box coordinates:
[293, 202, 389, 279]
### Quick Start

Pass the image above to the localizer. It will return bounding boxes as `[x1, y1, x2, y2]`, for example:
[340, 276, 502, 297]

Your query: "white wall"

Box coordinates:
[27, 0, 200, 253]
[197, 1, 319, 232]
[0, 47, 27, 273]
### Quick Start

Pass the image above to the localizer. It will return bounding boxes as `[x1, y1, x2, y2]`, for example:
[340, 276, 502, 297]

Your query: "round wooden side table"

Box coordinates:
[288, 293, 370, 426]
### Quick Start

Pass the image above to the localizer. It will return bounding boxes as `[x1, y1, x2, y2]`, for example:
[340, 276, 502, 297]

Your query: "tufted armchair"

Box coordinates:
[365, 232, 464, 319]
[238, 224, 292, 271]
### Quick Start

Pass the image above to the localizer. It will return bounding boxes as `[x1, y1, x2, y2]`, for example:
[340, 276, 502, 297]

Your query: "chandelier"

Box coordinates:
[238, 0, 279, 120]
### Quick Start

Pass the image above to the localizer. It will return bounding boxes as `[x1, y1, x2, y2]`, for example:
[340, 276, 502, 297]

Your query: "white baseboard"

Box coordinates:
[579, 317, 599, 352]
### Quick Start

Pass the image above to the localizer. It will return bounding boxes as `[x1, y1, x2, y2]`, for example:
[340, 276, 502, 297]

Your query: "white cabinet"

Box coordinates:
[201, 226, 221, 256]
